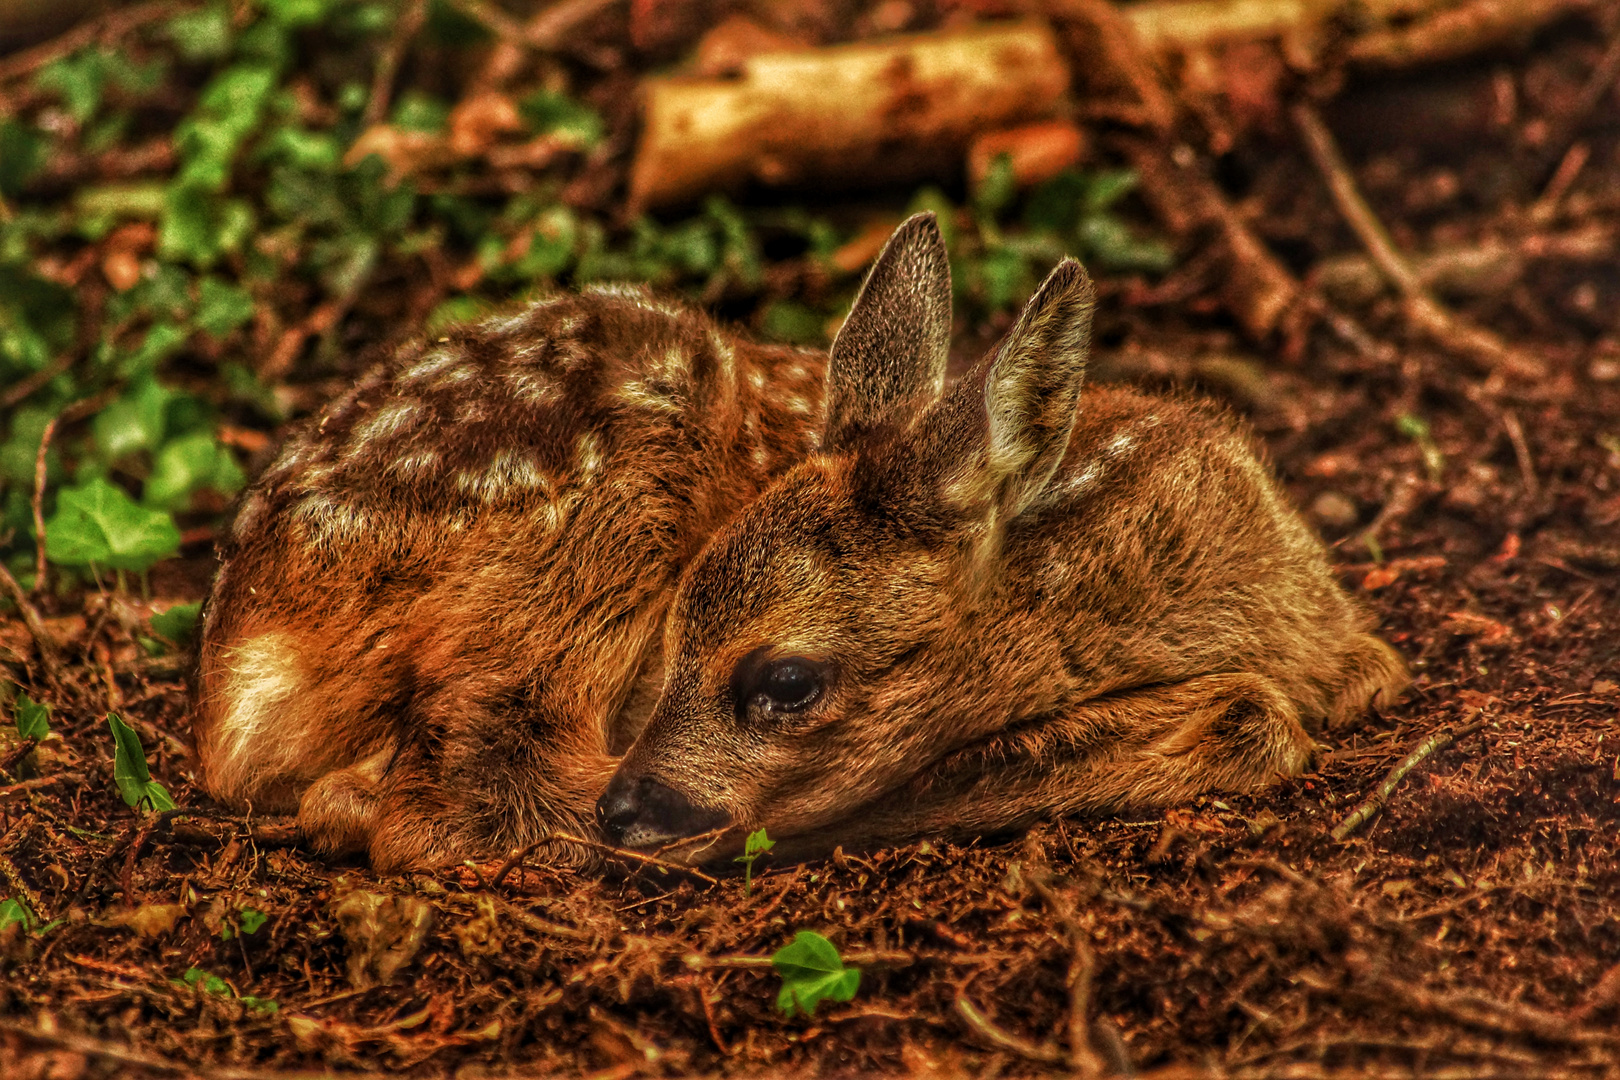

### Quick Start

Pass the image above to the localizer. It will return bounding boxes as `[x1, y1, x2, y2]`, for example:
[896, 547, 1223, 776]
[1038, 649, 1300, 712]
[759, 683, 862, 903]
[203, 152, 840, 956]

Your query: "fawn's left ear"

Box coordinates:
[821, 212, 952, 453]
[925, 259, 1094, 520]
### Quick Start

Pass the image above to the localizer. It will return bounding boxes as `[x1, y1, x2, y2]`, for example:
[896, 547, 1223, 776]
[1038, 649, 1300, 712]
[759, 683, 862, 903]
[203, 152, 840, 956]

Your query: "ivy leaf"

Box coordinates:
[93, 377, 175, 460]
[0, 897, 34, 932]
[149, 602, 201, 646]
[45, 477, 181, 572]
[12, 693, 51, 741]
[108, 713, 176, 813]
[238, 907, 268, 935]
[772, 931, 860, 1017]
[195, 278, 256, 338]
[144, 432, 245, 510]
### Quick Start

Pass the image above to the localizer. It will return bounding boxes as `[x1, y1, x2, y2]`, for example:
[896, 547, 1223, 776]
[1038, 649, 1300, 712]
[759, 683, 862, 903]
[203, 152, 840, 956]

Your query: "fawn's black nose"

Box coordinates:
[596, 772, 729, 849]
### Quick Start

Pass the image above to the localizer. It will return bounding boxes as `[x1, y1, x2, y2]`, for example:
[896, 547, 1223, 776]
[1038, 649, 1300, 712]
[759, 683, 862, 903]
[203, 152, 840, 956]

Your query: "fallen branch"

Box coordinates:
[1292, 102, 1543, 378]
[0, 1018, 318, 1080]
[1331, 718, 1488, 840]
[630, 22, 1070, 210]
[1028, 873, 1105, 1075]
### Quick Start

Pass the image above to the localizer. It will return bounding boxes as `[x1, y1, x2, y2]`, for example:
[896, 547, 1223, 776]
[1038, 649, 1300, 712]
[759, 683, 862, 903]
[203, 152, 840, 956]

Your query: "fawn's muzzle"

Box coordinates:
[596, 772, 730, 849]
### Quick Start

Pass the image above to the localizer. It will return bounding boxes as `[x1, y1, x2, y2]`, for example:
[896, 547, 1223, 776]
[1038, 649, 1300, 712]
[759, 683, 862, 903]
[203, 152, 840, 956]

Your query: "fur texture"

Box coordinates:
[604, 230, 1408, 865]
[195, 214, 1405, 871]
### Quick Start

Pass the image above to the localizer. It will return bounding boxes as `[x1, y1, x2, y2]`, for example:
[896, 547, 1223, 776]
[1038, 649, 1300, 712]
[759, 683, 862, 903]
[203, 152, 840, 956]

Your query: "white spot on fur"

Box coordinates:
[400, 350, 460, 385]
[748, 369, 765, 391]
[784, 394, 813, 416]
[1107, 433, 1134, 457]
[576, 432, 604, 478]
[210, 633, 304, 796]
[351, 400, 423, 446]
[389, 448, 441, 479]
[617, 379, 681, 414]
[506, 369, 559, 405]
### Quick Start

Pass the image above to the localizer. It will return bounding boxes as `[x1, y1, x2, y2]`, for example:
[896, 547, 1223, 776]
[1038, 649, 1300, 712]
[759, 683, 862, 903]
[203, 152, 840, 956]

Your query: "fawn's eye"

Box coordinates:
[748, 658, 824, 714]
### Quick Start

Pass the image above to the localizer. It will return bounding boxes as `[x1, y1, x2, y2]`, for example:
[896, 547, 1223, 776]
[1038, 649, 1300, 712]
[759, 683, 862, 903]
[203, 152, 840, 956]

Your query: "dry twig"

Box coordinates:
[1331, 718, 1488, 840]
[0, 1, 181, 86]
[0, 561, 61, 682]
[31, 416, 56, 597]
[0, 737, 38, 777]
[0, 771, 83, 800]
[547, 829, 720, 886]
[955, 994, 1065, 1063]
[362, 0, 430, 128]
[1292, 102, 1543, 378]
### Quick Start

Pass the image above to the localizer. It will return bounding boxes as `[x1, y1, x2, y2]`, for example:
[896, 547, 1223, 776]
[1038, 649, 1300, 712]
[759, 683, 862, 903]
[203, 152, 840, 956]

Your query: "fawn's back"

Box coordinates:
[193, 287, 824, 868]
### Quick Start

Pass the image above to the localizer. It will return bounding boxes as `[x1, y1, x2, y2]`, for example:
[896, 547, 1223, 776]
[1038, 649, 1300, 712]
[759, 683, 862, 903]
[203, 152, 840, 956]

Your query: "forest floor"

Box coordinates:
[1, 2, 1618, 1078]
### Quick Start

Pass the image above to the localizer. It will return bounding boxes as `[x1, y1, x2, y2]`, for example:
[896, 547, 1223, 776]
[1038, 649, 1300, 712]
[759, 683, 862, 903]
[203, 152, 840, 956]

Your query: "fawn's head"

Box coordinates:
[596, 213, 1097, 857]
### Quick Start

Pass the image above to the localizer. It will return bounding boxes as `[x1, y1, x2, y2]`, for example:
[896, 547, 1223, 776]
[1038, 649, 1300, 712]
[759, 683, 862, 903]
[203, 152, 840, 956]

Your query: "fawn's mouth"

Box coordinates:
[595, 772, 732, 851]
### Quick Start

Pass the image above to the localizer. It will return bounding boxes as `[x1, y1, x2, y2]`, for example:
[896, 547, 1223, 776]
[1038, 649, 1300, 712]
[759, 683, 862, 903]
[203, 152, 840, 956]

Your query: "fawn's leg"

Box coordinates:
[298, 746, 394, 857]
[794, 672, 1318, 856]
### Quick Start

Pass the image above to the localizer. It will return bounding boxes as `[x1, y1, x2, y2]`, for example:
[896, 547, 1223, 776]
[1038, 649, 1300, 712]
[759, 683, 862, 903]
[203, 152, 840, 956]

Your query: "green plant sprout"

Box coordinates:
[108, 713, 176, 813]
[771, 930, 860, 1017]
[735, 827, 775, 897]
[11, 692, 50, 742]
[178, 966, 279, 1014]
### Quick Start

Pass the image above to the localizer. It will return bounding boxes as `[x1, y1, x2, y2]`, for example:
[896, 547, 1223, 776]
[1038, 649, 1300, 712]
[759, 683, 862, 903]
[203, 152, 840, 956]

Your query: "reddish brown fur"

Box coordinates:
[196, 215, 1405, 872]
[193, 286, 825, 870]
[605, 219, 1408, 864]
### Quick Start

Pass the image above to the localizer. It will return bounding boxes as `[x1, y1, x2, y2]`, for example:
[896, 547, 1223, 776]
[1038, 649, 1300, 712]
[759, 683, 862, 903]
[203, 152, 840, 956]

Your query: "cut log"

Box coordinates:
[629, 21, 1070, 211]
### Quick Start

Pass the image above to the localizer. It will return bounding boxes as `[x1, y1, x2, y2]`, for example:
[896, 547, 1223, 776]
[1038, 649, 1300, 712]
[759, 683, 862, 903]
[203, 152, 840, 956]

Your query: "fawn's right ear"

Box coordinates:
[821, 213, 952, 453]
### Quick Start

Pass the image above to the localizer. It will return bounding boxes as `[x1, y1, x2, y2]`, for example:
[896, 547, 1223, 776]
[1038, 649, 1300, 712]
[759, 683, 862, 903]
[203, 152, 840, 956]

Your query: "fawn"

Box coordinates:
[195, 214, 1405, 871]
[193, 279, 827, 870]
[596, 215, 1408, 863]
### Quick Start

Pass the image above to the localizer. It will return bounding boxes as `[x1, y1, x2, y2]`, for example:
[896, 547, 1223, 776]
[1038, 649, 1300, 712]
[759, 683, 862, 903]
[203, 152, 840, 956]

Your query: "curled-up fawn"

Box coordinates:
[193, 279, 828, 870]
[596, 214, 1407, 863]
[195, 214, 1404, 871]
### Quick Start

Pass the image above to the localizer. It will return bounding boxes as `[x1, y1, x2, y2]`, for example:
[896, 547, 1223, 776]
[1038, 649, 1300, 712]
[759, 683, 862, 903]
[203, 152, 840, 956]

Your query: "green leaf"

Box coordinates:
[93, 377, 175, 460]
[760, 301, 824, 345]
[265, 0, 337, 27]
[196, 278, 256, 338]
[1084, 169, 1140, 213]
[519, 90, 604, 148]
[12, 693, 51, 741]
[392, 90, 450, 133]
[182, 966, 230, 994]
[0, 121, 48, 197]
[145, 433, 245, 510]
[974, 152, 1017, 218]
[36, 51, 107, 122]
[168, 6, 233, 61]
[238, 907, 268, 935]
[150, 602, 201, 646]
[772, 931, 860, 1017]
[240, 994, 280, 1014]
[744, 828, 775, 858]
[0, 897, 34, 932]
[1077, 215, 1174, 273]
[108, 713, 176, 813]
[45, 478, 181, 573]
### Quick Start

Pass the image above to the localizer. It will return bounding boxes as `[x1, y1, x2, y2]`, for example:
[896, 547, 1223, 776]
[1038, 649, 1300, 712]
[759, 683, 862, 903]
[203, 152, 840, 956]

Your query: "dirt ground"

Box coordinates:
[2, 4, 1619, 1078]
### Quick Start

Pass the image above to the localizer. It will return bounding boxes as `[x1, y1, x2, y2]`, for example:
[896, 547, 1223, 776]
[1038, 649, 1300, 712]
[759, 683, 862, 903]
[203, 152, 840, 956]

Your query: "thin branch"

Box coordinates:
[0, 1, 183, 86]
[684, 948, 913, 972]
[1536, 26, 1620, 189]
[0, 353, 73, 411]
[1500, 409, 1540, 501]
[0, 771, 83, 800]
[0, 1018, 327, 1080]
[362, 0, 430, 128]
[548, 829, 720, 886]
[1332, 718, 1488, 840]
[1029, 874, 1104, 1076]
[31, 416, 57, 597]
[1292, 102, 1543, 378]
[954, 995, 1065, 1063]
[0, 561, 61, 682]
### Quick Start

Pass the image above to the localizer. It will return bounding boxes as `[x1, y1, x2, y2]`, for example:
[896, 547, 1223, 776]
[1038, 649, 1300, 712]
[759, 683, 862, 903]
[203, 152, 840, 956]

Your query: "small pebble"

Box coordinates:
[1311, 491, 1359, 528]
